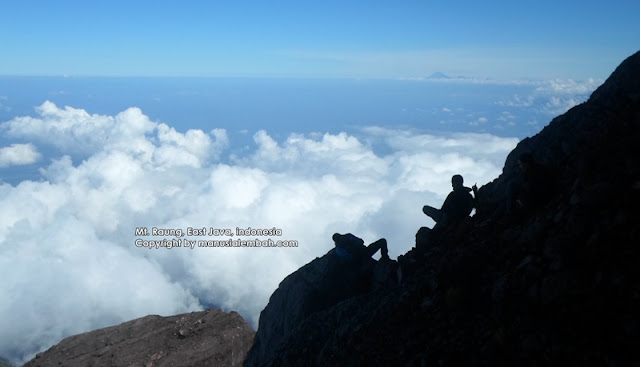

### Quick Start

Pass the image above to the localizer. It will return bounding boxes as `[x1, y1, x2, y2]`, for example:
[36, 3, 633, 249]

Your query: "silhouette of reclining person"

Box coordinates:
[422, 174, 476, 230]
[332, 233, 390, 261]
[311, 233, 393, 308]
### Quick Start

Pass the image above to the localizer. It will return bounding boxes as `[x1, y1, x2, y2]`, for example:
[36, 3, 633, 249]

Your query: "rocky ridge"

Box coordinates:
[244, 50, 640, 366]
[23, 309, 254, 367]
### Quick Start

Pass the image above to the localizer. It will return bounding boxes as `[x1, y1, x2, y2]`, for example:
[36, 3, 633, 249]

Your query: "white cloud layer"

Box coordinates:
[497, 78, 601, 116]
[0, 102, 518, 364]
[0, 143, 40, 167]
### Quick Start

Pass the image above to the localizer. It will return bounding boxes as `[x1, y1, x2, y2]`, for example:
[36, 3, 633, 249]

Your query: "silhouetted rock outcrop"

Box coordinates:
[245, 50, 640, 366]
[23, 309, 254, 367]
[246, 244, 398, 367]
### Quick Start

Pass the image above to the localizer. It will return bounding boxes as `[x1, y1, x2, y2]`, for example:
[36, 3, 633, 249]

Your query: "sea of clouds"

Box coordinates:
[0, 91, 579, 363]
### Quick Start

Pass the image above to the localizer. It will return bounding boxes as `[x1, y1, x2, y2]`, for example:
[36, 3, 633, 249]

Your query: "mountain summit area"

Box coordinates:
[19, 50, 640, 367]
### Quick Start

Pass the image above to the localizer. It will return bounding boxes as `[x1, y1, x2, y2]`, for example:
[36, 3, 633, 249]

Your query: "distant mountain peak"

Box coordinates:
[427, 72, 451, 79]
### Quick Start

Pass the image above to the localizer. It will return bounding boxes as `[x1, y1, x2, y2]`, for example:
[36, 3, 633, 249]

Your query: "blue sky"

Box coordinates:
[1, 0, 638, 79]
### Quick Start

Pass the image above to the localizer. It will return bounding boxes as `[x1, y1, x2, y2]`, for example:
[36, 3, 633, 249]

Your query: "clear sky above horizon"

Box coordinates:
[1, 0, 638, 80]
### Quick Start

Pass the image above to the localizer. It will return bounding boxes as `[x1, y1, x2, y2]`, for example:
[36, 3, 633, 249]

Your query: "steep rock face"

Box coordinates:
[244, 50, 640, 366]
[477, 49, 640, 214]
[245, 247, 398, 367]
[24, 309, 254, 367]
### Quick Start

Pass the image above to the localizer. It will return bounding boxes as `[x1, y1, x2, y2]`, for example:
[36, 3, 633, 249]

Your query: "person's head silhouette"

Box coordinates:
[451, 174, 464, 189]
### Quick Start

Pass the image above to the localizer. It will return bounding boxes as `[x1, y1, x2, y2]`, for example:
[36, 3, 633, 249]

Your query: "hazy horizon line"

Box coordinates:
[0, 73, 604, 85]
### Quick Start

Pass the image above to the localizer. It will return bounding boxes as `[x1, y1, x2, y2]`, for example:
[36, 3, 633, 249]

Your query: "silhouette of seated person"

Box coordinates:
[422, 174, 476, 231]
[508, 153, 554, 217]
[332, 233, 390, 262]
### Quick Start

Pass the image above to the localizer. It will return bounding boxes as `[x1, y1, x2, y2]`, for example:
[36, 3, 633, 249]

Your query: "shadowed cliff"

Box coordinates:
[245, 50, 640, 366]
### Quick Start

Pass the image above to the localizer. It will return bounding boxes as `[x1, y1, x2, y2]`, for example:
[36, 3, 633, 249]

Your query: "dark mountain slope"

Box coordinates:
[245, 50, 640, 367]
